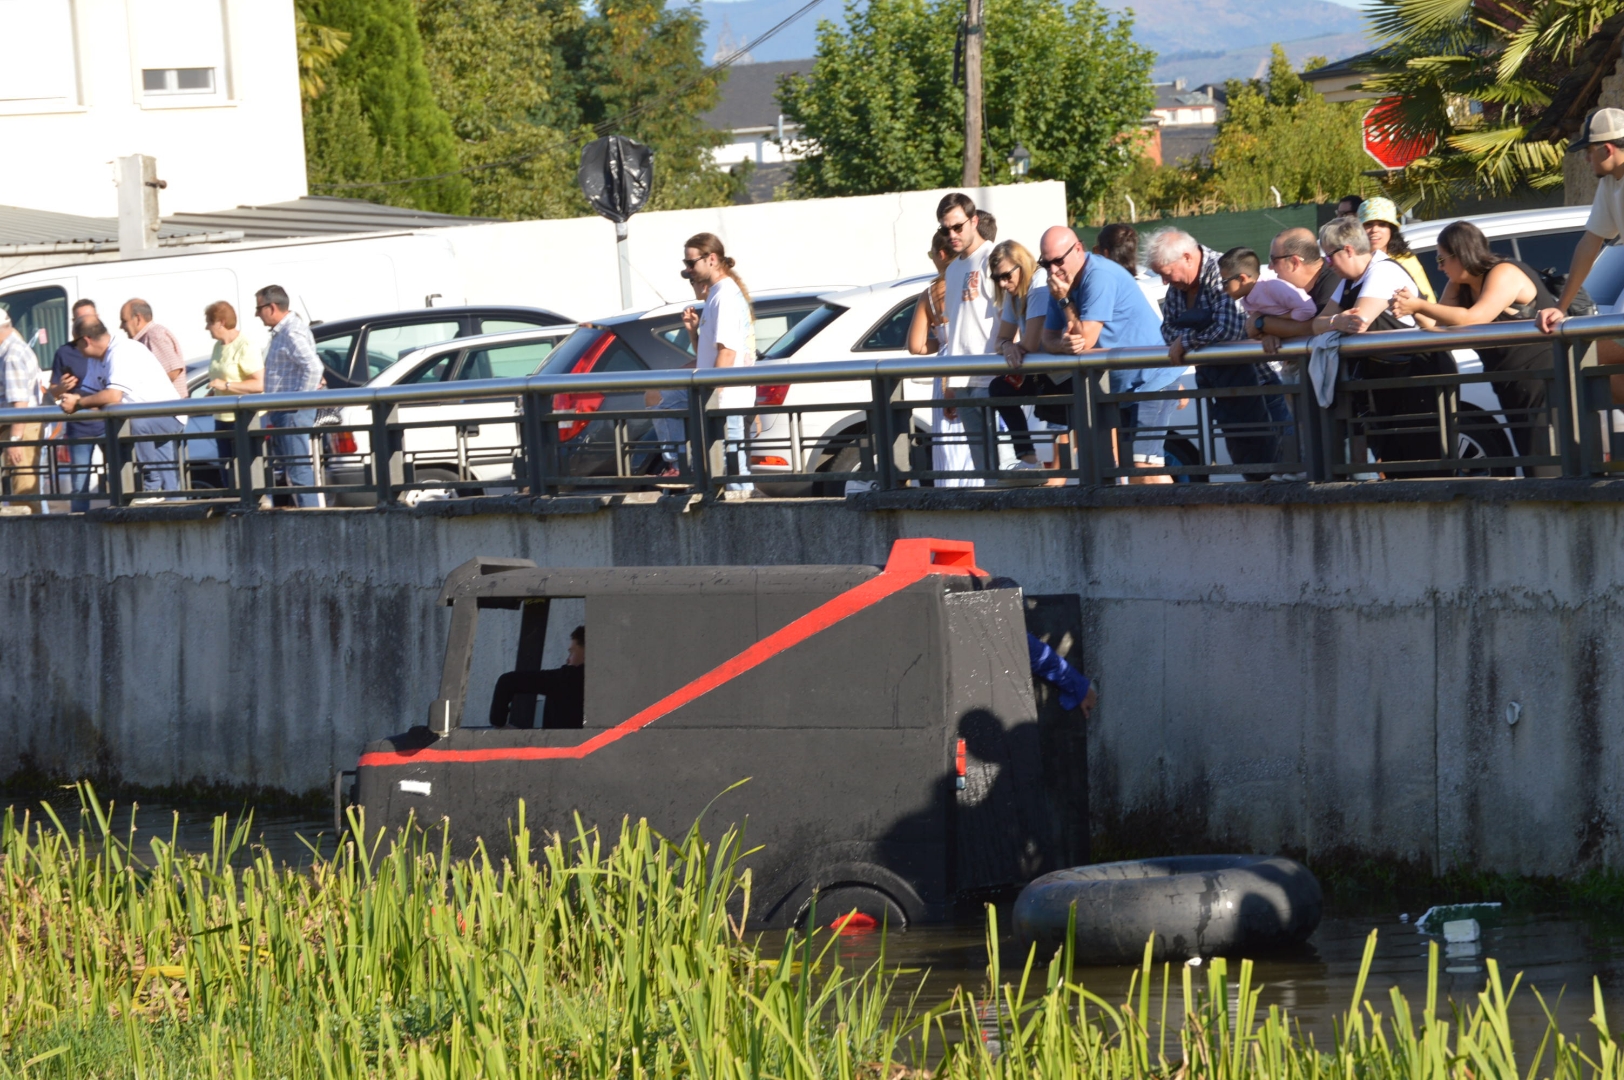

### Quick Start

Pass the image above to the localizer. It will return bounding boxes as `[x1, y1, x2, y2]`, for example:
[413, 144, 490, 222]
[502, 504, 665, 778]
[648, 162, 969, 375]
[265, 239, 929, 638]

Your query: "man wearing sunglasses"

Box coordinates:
[936, 192, 1000, 483]
[1035, 225, 1168, 479]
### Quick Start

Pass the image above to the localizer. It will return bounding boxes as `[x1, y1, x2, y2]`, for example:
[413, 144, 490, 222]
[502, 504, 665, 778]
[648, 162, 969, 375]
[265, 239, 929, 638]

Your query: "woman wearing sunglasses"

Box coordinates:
[985, 240, 1059, 482]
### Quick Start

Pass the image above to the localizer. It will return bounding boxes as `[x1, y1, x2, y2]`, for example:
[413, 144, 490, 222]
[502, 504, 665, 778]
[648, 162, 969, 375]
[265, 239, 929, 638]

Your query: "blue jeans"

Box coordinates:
[65, 437, 99, 512]
[1194, 363, 1281, 480]
[266, 409, 319, 508]
[654, 390, 687, 466]
[130, 416, 183, 493]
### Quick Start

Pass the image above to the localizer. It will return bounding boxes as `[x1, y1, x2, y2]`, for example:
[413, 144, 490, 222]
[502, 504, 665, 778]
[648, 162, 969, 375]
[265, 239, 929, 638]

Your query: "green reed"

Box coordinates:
[0, 783, 1616, 1080]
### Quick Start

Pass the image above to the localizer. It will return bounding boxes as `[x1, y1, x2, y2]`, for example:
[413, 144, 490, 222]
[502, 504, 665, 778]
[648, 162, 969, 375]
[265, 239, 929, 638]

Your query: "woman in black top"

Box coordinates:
[1390, 220, 1556, 459]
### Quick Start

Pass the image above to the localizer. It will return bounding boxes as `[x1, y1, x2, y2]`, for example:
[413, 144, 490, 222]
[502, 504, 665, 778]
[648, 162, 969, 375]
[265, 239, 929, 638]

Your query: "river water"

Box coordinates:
[14, 798, 1624, 1055]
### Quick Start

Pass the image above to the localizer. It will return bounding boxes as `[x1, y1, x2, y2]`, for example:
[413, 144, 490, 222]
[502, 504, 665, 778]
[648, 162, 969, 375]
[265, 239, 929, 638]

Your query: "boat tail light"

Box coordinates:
[955, 738, 967, 790]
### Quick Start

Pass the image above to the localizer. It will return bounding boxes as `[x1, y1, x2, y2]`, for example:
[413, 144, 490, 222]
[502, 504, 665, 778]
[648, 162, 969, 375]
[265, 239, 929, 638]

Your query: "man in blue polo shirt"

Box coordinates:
[1036, 224, 1183, 479]
[47, 298, 103, 511]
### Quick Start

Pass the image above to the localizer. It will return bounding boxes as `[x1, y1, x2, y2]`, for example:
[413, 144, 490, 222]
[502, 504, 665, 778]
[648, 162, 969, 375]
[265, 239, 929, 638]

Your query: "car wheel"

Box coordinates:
[401, 467, 467, 506]
[1454, 402, 1516, 477]
[814, 444, 865, 497]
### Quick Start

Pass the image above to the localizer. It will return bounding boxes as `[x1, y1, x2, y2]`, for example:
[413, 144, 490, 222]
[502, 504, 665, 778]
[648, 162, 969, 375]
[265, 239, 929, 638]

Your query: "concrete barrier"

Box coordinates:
[2, 480, 1621, 876]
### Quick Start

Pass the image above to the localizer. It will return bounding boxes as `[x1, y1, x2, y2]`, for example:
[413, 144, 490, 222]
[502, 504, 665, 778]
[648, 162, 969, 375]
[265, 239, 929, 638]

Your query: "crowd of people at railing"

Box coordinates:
[8, 106, 1624, 509]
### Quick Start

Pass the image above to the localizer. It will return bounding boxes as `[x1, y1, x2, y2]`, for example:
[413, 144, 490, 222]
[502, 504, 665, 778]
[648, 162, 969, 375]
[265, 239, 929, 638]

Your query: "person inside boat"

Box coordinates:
[489, 625, 586, 729]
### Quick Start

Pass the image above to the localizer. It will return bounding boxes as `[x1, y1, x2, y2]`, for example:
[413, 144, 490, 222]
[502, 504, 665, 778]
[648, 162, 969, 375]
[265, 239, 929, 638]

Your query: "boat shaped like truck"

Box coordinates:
[348, 538, 1087, 928]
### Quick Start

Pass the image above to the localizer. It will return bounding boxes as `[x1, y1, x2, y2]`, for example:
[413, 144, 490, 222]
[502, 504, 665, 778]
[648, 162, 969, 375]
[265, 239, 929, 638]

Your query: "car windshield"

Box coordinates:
[761, 304, 846, 360]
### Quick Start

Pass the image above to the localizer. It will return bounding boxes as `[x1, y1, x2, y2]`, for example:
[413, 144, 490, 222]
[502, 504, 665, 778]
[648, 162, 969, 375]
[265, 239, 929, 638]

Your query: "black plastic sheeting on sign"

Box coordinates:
[577, 136, 653, 224]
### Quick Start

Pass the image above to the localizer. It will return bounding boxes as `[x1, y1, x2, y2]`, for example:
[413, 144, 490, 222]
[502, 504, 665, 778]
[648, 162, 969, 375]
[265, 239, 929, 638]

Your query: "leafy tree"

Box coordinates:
[294, 6, 350, 103]
[1207, 47, 1376, 208]
[777, 0, 1154, 220]
[300, 0, 470, 214]
[416, 0, 590, 220]
[558, 0, 744, 211]
[1360, 0, 1597, 213]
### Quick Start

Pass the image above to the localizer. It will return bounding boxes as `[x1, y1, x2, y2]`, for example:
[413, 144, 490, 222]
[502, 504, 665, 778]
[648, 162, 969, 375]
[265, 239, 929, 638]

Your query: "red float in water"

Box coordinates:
[831, 912, 879, 934]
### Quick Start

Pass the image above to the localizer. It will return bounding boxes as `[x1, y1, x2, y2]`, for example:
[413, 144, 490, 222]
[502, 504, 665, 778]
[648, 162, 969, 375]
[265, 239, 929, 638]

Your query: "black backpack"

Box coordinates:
[1538, 267, 1598, 317]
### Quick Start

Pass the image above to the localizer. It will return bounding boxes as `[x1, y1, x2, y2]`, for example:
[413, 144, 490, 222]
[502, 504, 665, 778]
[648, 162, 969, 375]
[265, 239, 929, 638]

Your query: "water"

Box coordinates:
[827, 907, 1624, 1052]
[13, 796, 1624, 1052]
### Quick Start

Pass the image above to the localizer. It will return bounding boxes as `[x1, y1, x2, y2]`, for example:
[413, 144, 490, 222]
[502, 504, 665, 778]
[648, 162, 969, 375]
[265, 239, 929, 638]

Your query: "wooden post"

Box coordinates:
[962, 0, 983, 186]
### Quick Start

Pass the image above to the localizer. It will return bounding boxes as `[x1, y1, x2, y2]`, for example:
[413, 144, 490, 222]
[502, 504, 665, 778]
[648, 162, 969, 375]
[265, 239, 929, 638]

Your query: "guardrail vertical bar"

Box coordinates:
[687, 389, 714, 494]
[520, 391, 555, 496]
[1070, 370, 1100, 485]
[371, 403, 403, 505]
[104, 417, 130, 505]
[1552, 339, 1582, 477]
[232, 408, 263, 508]
[872, 375, 900, 491]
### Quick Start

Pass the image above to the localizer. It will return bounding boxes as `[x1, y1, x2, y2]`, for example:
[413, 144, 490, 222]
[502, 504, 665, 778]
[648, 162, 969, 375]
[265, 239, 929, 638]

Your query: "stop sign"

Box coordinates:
[1363, 97, 1435, 171]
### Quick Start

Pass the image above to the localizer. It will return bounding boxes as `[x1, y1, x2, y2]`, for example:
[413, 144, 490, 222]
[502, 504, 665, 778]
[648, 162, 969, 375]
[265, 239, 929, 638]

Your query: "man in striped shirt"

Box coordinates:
[0, 310, 42, 513]
[254, 284, 324, 507]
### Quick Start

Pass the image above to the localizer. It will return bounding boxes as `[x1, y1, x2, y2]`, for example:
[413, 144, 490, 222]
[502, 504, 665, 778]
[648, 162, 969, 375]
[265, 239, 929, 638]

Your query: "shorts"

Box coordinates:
[1129, 393, 1182, 465]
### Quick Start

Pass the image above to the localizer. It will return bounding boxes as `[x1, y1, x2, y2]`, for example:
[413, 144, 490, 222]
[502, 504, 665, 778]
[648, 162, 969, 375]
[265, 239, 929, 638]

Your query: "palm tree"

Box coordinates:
[1358, 0, 1620, 214]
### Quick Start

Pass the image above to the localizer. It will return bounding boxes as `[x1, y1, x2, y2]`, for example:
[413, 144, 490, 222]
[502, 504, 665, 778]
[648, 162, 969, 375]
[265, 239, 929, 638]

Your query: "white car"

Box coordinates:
[326, 324, 577, 504]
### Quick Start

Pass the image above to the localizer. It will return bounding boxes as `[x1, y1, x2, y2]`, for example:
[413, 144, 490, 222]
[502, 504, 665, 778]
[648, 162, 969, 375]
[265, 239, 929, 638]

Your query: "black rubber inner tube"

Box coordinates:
[1012, 855, 1323, 964]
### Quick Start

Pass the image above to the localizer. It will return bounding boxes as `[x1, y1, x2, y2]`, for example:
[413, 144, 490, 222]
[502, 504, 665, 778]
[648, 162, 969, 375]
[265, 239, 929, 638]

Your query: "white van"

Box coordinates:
[0, 231, 472, 369]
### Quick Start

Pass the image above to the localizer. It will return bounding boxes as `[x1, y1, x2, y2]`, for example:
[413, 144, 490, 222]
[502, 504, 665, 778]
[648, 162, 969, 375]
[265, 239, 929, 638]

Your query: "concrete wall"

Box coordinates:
[2, 482, 1621, 876]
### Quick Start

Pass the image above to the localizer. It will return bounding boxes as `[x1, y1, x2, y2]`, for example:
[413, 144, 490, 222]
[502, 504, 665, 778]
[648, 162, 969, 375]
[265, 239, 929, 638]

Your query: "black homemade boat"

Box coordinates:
[345, 538, 1089, 928]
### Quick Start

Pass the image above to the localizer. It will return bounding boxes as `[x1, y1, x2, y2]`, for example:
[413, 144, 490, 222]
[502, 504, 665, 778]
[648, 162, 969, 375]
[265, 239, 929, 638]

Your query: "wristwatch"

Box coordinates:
[1253, 315, 1268, 333]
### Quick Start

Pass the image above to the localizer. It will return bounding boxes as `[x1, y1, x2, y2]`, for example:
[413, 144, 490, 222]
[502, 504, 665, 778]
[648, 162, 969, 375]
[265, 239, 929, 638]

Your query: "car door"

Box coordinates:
[447, 336, 571, 482]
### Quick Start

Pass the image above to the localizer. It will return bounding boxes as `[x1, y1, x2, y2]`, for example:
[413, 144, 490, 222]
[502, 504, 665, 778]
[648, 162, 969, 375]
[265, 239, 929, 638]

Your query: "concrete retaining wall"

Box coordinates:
[2, 482, 1621, 876]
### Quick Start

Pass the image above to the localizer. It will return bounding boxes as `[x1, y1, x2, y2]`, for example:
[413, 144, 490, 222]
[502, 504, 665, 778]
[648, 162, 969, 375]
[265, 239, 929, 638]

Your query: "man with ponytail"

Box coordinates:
[681, 232, 756, 492]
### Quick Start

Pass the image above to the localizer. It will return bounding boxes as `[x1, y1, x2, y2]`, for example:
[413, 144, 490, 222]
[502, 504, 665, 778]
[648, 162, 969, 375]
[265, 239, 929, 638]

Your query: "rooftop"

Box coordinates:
[701, 59, 810, 132]
[0, 196, 497, 253]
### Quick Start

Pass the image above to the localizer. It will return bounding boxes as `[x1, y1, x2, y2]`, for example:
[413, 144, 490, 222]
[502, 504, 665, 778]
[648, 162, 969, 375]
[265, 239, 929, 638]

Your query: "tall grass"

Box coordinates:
[0, 784, 1616, 1079]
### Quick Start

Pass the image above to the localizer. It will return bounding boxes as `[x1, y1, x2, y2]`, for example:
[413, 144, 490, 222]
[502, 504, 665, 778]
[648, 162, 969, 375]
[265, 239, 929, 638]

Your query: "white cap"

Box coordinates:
[1570, 108, 1624, 153]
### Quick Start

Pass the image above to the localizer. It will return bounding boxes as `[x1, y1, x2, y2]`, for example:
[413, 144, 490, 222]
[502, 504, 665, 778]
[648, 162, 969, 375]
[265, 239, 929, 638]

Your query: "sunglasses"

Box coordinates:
[943, 217, 976, 234]
[1037, 243, 1079, 272]
[992, 267, 1020, 284]
[681, 257, 702, 269]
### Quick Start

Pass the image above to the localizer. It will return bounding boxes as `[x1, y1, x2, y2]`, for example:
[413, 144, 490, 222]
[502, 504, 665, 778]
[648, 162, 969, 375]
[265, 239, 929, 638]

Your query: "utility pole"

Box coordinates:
[962, 0, 983, 187]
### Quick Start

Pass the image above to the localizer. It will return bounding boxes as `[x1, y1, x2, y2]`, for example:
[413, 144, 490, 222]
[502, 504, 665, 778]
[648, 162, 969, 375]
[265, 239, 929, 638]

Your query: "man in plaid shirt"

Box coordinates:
[1147, 229, 1283, 478]
[254, 284, 324, 507]
[0, 310, 43, 512]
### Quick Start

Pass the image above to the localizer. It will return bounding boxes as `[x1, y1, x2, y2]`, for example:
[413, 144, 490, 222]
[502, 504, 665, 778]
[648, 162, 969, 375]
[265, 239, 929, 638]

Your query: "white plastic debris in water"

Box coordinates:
[1186, 956, 1203, 967]
[1443, 918, 1481, 944]
[1400, 913, 1410, 923]
[1416, 903, 1500, 934]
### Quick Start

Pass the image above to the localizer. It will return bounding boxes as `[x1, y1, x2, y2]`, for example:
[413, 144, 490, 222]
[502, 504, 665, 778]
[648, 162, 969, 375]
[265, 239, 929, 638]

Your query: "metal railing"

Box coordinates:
[1, 314, 1622, 511]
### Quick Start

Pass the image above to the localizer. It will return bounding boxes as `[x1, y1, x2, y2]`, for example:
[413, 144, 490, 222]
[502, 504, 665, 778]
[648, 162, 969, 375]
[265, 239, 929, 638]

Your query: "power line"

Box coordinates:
[311, 0, 827, 192]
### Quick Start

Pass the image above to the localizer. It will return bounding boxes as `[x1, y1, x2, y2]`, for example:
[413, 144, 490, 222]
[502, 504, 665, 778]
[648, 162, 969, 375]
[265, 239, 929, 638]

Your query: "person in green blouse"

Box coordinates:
[204, 301, 264, 488]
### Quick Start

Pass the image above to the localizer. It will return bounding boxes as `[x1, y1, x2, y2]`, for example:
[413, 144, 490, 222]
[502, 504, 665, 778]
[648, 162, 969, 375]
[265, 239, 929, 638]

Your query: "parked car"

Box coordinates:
[309, 305, 571, 389]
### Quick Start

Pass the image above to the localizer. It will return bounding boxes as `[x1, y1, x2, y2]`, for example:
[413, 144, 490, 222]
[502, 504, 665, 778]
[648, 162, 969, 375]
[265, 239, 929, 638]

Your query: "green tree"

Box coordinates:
[777, 0, 1154, 220]
[1206, 46, 1376, 208]
[416, 0, 590, 220]
[559, 0, 744, 211]
[300, 0, 469, 214]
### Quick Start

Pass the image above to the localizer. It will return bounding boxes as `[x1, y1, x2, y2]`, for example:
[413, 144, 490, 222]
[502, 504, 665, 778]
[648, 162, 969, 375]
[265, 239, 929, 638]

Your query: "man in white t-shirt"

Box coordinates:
[58, 317, 184, 494]
[937, 193, 1000, 480]
[684, 232, 755, 492]
[1537, 107, 1624, 400]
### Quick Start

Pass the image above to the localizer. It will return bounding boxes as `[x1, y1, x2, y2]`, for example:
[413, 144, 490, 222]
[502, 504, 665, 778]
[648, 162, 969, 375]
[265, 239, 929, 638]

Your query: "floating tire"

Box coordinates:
[1012, 855, 1323, 964]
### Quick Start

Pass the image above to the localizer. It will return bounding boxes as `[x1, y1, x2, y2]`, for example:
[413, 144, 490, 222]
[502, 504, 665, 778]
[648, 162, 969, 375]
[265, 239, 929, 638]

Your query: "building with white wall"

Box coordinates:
[0, 0, 306, 218]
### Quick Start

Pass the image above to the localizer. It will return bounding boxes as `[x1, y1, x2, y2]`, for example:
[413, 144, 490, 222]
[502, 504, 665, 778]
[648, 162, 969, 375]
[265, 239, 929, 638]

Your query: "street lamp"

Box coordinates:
[1007, 141, 1031, 178]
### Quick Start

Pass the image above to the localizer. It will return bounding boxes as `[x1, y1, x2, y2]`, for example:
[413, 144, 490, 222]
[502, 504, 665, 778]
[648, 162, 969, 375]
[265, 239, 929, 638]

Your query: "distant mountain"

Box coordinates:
[699, 0, 1371, 83]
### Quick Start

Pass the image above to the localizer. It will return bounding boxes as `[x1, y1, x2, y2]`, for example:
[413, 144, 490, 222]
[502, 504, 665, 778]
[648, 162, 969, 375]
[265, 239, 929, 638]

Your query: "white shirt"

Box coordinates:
[943, 243, 998, 387]
[1587, 171, 1624, 243]
[697, 276, 756, 410]
[100, 336, 183, 422]
[1331, 252, 1418, 328]
[1000, 282, 1052, 329]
